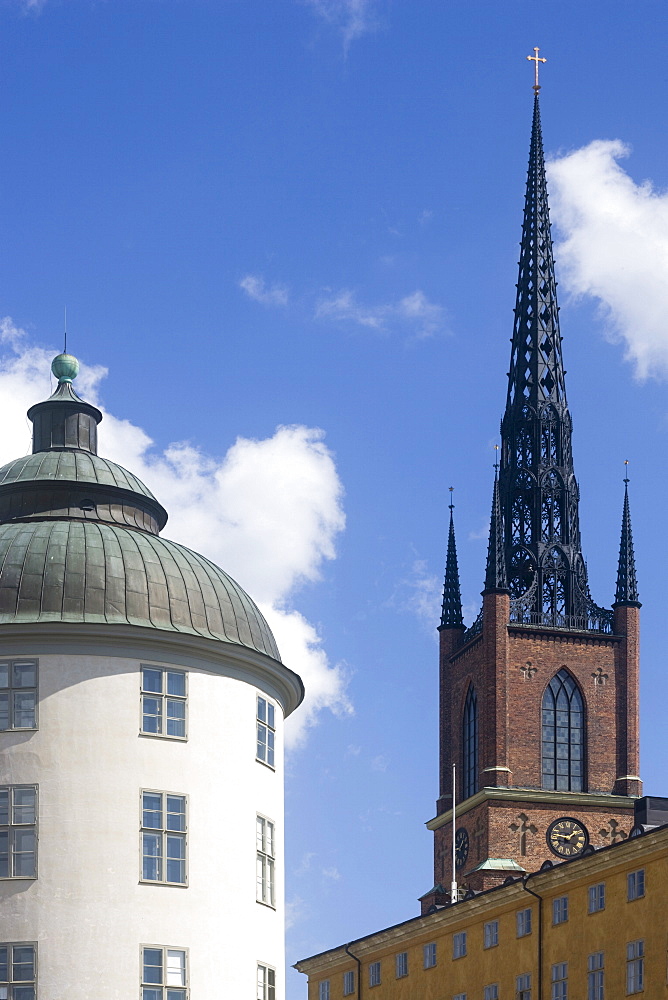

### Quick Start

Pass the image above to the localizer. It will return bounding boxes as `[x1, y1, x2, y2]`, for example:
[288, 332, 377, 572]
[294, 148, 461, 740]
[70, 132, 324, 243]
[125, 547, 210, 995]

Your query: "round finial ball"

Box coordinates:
[51, 353, 79, 383]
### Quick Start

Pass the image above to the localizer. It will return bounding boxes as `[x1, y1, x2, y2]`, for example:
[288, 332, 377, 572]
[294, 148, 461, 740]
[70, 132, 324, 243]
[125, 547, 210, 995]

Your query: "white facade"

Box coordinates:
[0, 623, 301, 998]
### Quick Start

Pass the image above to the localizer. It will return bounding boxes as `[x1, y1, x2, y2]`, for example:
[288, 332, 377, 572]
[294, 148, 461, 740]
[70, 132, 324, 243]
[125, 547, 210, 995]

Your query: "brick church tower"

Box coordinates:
[422, 92, 642, 906]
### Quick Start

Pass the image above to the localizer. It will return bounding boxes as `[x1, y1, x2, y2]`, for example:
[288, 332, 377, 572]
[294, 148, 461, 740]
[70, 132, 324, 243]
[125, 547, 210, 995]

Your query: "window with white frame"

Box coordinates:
[551, 962, 568, 999]
[141, 946, 187, 999]
[395, 952, 408, 978]
[552, 896, 568, 925]
[318, 980, 330, 1000]
[257, 964, 276, 1000]
[517, 972, 532, 999]
[343, 970, 355, 996]
[257, 696, 276, 767]
[369, 961, 381, 987]
[454, 994, 467, 1000]
[587, 951, 604, 1000]
[626, 940, 644, 994]
[141, 666, 187, 739]
[423, 942, 436, 968]
[0, 660, 37, 731]
[256, 815, 275, 906]
[0, 787, 37, 879]
[484, 986, 499, 1000]
[141, 792, 187, 885]
[516, 908, 532, 937]
[627, 869, 645, 901]
[453, 932, 466, 959]
[0, 943, 36, 998]
[483, 920, 498, 948]
[588, 883, 605, 913]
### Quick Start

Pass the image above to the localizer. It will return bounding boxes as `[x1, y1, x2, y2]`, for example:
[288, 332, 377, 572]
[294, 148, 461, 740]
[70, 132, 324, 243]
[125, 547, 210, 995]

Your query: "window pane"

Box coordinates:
[0, 790, 11, 824]
[12, 947, 35, 980]
[0, 833, 8, 877]
[0, 694, 9, 731]
[13, 989, 35, 1000]
[166, 992, 187, 1000]
[13, 789, 36, 825]
[13, 829, 36, 877]
[142, 696, 162, 734]
[0, 947, 7, 981]
[267, 702, 275, 728]
[267, 730, 275, 767]
[166, 672, 185, 697]
[13, 692, 36, 729]
[143, 794, 163, 828]
[257, 697, 267, 723]
[142, 668, 163, 693]
[166, 797, 186, 832]
[0, 665, 8, 689]
[143, 833, 162, 880]
[13, 664, 36, 688]
[166, 701, 186, 738]
[166, 950, 186, 986]
[143, 948, 163, 984]
[142, 990, 162, 1000]
[166, 835, 186, 883]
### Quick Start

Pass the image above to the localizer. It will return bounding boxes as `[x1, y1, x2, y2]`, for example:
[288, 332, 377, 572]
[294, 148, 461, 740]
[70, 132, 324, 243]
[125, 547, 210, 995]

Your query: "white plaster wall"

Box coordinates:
[0, 645, 286, 998]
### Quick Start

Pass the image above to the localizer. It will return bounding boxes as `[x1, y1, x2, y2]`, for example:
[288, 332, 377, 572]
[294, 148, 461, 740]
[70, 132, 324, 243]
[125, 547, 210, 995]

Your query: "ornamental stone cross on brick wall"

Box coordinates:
[509, 813, 538, 856]
[520, 661, 538, 680]
[592, 667, 609, 686]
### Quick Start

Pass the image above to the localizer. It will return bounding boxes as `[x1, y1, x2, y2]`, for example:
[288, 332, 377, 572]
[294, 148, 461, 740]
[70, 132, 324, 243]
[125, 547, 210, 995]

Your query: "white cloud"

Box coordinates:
[321, 866, 341, 880]
[304, 0, 380, 54]
[315, 288, 445, 339]
[548, 140, 668, 379]
[0, 320, 351, 748]
[239, 274, 289, 307]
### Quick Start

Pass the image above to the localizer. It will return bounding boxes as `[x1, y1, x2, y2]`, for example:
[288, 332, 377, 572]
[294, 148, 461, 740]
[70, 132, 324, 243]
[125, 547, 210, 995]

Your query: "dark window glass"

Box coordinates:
[462, 686, 478, 800]
[541, 669, 585, 791]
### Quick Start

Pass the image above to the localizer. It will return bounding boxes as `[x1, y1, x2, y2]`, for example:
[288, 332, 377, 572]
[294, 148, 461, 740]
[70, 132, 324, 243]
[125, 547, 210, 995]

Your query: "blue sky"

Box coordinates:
[2, 1, 668, 996]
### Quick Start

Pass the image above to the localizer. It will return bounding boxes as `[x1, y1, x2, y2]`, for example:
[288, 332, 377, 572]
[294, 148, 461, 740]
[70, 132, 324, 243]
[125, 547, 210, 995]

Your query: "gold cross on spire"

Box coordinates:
[527, 47, 547, 92]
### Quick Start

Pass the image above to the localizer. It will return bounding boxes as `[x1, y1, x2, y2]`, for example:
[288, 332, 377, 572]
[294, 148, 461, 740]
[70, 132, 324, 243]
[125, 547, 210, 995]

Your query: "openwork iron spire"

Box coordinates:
[441, 499, 464, 628]
[614, 478, 640, 606]
[497, 93, 608, 630]
[484, 472, 508, 593]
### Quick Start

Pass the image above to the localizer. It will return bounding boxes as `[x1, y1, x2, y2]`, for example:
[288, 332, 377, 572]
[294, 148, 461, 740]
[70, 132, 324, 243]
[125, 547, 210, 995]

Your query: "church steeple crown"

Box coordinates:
[483, 470, 508, 594]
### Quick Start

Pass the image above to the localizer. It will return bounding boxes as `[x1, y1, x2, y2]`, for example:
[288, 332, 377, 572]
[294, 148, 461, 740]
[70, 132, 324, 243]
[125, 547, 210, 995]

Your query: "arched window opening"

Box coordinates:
[462, 686, 478, 800]
[509, 547, 534, 599]
[541, 668, 585, 791]
[516, 427, 533, 468]
[541, 474, 563, 543]
[512, 495, 532, 545]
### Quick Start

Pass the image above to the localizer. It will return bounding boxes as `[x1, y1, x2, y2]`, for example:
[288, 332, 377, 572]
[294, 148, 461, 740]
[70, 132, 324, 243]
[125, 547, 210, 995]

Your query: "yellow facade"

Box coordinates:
[295, 825, 668, 999]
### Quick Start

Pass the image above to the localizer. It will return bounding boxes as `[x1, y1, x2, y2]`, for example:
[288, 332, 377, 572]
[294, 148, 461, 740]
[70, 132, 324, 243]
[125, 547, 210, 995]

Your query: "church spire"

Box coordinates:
[484, 470, 508, 593]
[440, 494, 464, 628]
[614, 475, 640, 606]
[498, 91, 592, 628]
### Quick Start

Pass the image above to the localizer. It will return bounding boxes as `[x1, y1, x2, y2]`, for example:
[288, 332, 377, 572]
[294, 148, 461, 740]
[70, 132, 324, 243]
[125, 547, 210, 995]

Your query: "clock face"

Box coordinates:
[546, 817, 589, 858]
[455, 827, 469, 869]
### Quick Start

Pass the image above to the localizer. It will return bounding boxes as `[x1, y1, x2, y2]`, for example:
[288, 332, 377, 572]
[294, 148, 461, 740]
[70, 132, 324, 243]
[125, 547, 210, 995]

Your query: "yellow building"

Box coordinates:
[295, 823, 668, 999]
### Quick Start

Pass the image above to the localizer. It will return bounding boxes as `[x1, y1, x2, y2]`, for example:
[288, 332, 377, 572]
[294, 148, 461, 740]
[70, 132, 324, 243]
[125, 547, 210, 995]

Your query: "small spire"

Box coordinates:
[484, 465, 508, 593]
[440, 488, 464, 629]
[614, 463, 640, 606]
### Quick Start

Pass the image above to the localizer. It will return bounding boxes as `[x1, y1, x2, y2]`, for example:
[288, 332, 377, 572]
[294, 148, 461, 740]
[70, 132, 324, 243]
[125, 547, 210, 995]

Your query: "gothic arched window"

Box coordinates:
[541, 668, 585, 792]
[542, 547, 568, 622]
[462, 685, 478, 800]
[541, 471, 563, 543]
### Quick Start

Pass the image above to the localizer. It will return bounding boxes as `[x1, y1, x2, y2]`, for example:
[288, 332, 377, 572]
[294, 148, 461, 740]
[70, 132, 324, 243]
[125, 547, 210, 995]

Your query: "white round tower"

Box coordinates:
[0, 354, 303, 999]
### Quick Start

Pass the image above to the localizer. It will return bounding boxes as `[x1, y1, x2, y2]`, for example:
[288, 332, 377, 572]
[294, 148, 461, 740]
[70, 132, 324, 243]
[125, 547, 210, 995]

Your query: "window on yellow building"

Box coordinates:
[369, 961, 381, 987]
[588, 884, 605, 913]
[626, 940, 644, 994]
[483, 920, 498, 948]
[453, 994, 467, 1000]
[517, 972, 531, 999]
[343, 970, 355, 996]
[423, 943, 436, 968]
[453, 932, 466, 959]
[587, 952, 604, 1000]
[516, 908, 532, 937]
[552, 896, 568, 925]
[318, 981, 330, 1000]
[484, 986, 498, 1000]
[551, 962, 567, 999]
[627, 869, 645, 901]
[395, 952, 408, 978]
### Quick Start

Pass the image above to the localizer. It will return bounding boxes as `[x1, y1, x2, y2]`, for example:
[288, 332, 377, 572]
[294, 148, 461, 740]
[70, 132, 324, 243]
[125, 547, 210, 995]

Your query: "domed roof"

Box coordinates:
[0, 451, 157, 501]
[0, 356, 284, 666]
[0, 519, 280, 659]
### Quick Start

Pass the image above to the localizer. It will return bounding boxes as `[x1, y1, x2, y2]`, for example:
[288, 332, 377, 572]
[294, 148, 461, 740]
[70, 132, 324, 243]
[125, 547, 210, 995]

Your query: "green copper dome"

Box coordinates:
[0, 353, 283, 664]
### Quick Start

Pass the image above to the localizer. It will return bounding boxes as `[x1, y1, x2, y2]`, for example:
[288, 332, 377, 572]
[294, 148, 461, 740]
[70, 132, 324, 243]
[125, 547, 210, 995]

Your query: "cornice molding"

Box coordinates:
[0, 620, 304, 716]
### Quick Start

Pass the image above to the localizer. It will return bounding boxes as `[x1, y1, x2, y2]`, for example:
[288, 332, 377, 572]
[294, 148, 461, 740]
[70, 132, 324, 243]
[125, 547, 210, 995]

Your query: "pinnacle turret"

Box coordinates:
[614, 480, 640, 606]
[484, 472, 508, 593]
[440, 504, 464, 628]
